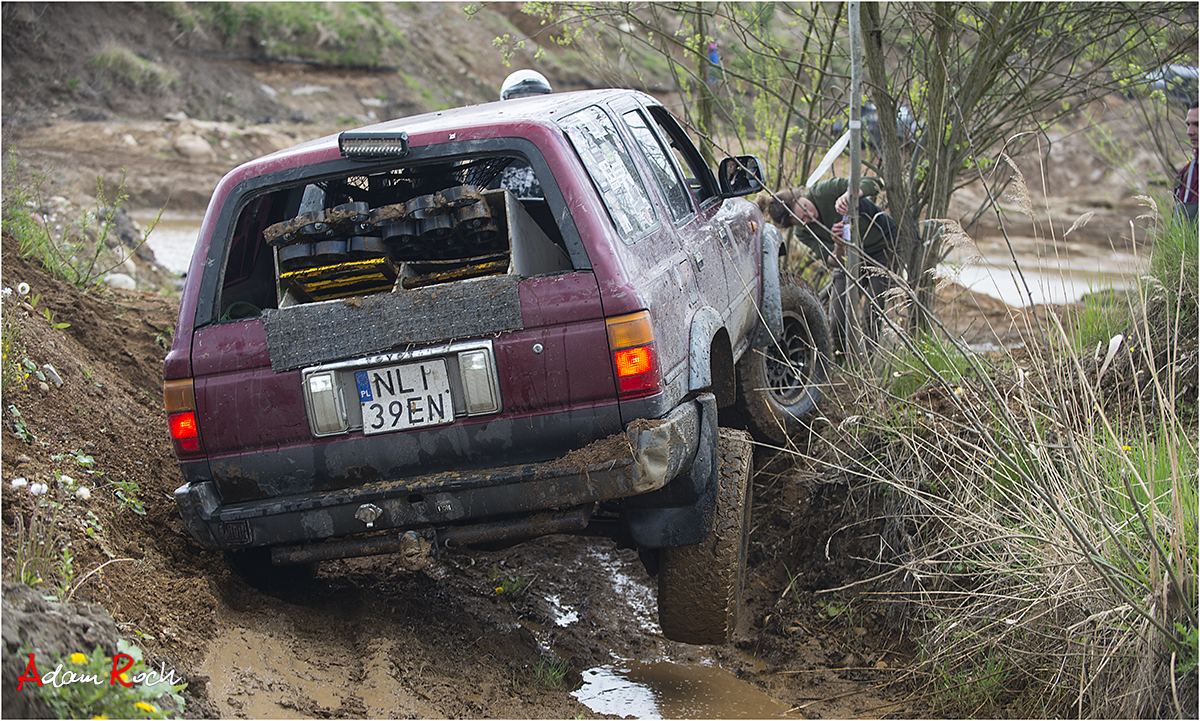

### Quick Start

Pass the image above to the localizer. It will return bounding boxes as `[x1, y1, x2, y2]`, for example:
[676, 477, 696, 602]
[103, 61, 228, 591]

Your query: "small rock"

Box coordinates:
[174, 133, 215, 161]
[164, 111, 189, 122]
[15, 455, 31, 466]
[122, 134, 138, 147]
[103, 273, 137, 290]
[42, 364, 63, 387]
[834, 653, 858, 669]
[37, 382, 50, 394]
[874, 660, 889, 670]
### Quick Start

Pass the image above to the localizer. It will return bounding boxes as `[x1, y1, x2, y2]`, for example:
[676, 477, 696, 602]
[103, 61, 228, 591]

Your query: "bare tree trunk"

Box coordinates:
[906, 2, 956, 331]
[861, 3, 922, 324]
[691, 4, 715, 166]
[846, 1, 865, 359]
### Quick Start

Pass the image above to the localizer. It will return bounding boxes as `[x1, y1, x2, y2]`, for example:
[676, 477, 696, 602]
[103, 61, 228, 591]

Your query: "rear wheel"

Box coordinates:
[657, 429, 753, 645]
[736, 275, 831, 445]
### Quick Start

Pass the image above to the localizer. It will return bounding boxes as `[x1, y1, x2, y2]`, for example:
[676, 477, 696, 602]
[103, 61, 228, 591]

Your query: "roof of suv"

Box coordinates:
[254, 88, 657, 167]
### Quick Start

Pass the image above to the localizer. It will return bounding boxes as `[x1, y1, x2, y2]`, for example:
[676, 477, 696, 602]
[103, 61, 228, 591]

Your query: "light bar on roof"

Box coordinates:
[338, 131, 410, 159]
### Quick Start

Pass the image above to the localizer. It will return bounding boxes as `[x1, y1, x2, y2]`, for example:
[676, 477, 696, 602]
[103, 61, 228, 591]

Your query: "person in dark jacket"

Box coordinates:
[760, 177, 899, 353]
[1174, 103, 1198, 225]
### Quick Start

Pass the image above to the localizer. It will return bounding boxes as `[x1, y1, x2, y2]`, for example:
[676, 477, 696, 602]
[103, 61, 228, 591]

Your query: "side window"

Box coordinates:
[623, 109, 692, 223]
[560, 106, 658, 244]
[647, 107, 718, 205]
[219, 191, 288, 320]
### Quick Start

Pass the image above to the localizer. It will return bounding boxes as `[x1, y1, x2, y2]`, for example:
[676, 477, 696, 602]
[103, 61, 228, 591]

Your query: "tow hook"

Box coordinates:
[355, 503, 383, 528]
[398, 530, 433, 571]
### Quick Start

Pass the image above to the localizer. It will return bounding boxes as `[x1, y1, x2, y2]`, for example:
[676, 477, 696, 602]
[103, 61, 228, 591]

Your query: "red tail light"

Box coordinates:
[606, 311, 662, 399]
[164, 379, 204, 457]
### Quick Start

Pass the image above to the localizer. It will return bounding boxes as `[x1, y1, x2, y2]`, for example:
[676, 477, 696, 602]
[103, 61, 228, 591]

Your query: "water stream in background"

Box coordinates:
[132, 211, 203, 276]
[940, 231, 1145, 306]
[131, 211, 1142, 307]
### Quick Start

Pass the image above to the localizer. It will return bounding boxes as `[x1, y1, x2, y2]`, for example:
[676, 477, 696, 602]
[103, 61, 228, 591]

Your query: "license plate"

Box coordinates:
[355, 360, 454, 435]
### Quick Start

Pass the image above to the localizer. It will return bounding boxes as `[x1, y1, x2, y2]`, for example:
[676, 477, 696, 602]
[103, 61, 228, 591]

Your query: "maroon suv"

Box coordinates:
[164, 89, 830, 644]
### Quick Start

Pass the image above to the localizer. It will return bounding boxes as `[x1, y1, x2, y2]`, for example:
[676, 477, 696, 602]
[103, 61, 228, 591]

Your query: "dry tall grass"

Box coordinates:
[789, 196, 1197, 716]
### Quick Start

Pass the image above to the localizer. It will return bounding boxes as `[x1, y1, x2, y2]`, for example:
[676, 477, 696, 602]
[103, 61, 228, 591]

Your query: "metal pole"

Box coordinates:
[846, 0, 865, 360]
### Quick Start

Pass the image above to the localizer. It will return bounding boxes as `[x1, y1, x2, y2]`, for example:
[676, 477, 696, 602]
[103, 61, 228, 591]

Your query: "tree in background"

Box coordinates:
[859, 2, 1195, 324]
[505, 2, 1194, 328]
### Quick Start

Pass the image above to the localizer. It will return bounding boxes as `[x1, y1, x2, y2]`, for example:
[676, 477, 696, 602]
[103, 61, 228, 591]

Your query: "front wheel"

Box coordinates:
[736, 274, 831, 445]
[657, 429, 753, 645]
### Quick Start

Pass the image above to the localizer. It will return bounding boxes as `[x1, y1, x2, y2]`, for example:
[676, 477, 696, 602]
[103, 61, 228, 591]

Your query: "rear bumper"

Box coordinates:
[175, 394, 714, 552]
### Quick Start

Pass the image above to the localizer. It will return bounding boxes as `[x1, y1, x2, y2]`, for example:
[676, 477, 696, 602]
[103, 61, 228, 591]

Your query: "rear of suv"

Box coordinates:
[165, 89, 830, 644]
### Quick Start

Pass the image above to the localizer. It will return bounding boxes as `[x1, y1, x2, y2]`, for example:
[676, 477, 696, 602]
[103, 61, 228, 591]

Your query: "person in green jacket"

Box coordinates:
[759, 177, 898, 354]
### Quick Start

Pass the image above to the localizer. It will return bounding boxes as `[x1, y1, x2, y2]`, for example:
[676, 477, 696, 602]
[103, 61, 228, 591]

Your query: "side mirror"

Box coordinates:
[718, 155, 765, 197]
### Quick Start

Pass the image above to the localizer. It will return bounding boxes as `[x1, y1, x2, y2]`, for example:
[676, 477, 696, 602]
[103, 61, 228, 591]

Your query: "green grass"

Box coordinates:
[88, 43, 178, 90]
[2, 151, 153, 291]
[1065, 286, 1134, 356]
[532, 656, 569, 689]
[882, 329, 972, 397]
[1148, 210, 1199, 329]
[190, 2, 403, 68]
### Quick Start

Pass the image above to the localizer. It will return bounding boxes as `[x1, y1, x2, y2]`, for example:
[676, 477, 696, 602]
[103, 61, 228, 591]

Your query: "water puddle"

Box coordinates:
[545, 592, 579, 626]
[573, 660, 792, 719]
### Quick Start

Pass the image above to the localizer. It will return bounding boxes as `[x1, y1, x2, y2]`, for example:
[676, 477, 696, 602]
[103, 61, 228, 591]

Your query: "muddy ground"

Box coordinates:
[1, 3, 1183, 719]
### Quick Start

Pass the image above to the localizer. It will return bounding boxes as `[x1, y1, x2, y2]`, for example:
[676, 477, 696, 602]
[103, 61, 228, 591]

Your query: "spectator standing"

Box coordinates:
[1174, 103, 1198, 224]
[759, 177, 898, 353]
[707, 42, 723, 85]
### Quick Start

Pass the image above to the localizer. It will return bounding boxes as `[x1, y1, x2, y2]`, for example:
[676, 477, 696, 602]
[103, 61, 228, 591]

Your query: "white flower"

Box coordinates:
[58, 474, 74, 487]
[16, 282, 29, 296]
[10, 477, 27, 488]
[1, 287, 11, 297]
[29, 483, 48, 496]
[75, 487, 91, 501]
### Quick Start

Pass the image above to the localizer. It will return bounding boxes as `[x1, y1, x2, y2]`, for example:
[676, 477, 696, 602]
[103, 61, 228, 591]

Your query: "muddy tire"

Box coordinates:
[657, 429, 753, 645]
[736, 275, 830, 445]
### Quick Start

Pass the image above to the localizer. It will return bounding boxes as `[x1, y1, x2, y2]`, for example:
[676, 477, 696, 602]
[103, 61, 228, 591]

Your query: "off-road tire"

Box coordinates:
[657, 428, 753, 645]
[736, 275, 831, 445]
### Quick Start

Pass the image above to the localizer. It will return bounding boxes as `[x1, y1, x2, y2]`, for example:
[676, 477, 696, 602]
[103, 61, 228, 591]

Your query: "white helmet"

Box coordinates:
[500, 70, 553, 101]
